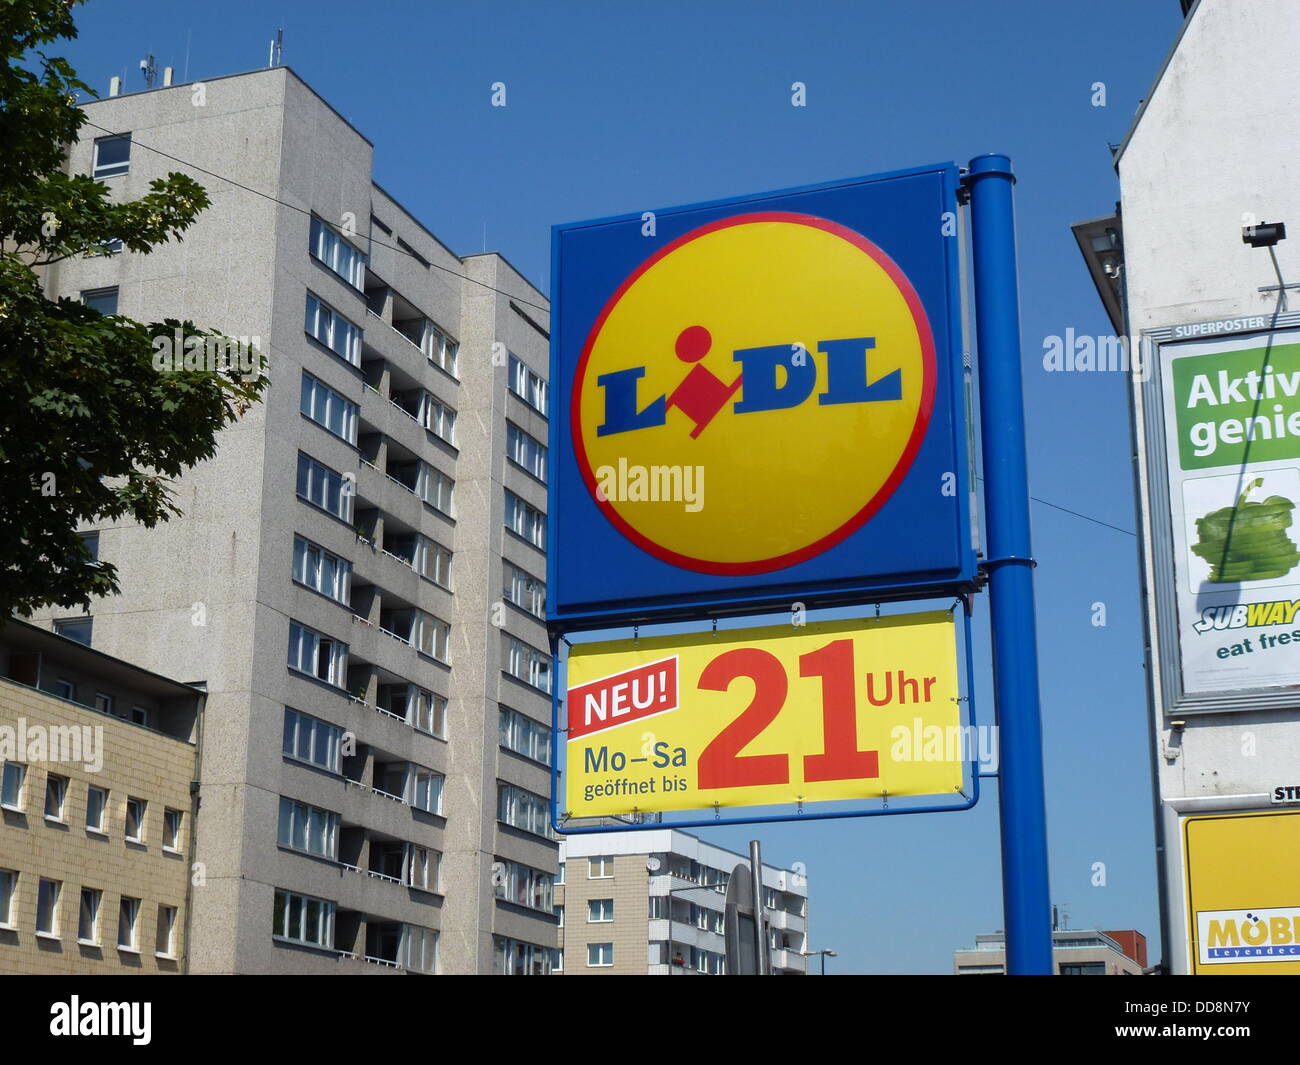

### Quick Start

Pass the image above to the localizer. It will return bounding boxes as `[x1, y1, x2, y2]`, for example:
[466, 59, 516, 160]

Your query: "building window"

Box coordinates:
[493, 859, 555, 912]
[1, 763, 25, 810]
[587, 942, 614, 967]
[296, 452, 354, 524]
[43, 773, 68, 821]
[403, 844, 437, 891]
[418, 392, 457, 445]
[78, 887, 102, 945]
[300, 371, 359, 445]
[503, 561, 546, 619]
[556, 905, 564, 928]
[498, 706, 551, 765]
[503, 634, 552, 693]
[506, 422, 547, 483]
[277, 797, 339, 859]
[125, 797, 147, 843]
[504, 490, 545, 550]
[81, 287, 119, 316]
[287, 619, 349, 687]
[309, 215, 366, 289]
[508, 353, 548, 416]
[52, 678, 75, 701]
[282, 708, 343, 773]
[53, 617, 93, 646]
[91, 133, 130, 178]
[130, 705, 149, 727]
[292, 535, 352, 605]
[86, 786, 108, 833]
[416, 462, 455, 517]
[156, 905, 177, 959]
[1060, 962, 1107, 975]
[116, 896, 140, 950]
[305, 291, 362, 366]
[408, 767, 444, 815]
[272, 888, 335, 949]
[556, 862, 565, 885]
[36, 878, 61, 937]
[163, 808, 183, 852]
[588, 898, 614, 923]
[79, 531, 100, 561]
[402, 925, 438, 974]
[0, 870, 14, 928]
[493, 936, 556, 976]
[411, 610, 451, 662]
[426, 323, 458, 377]
[424, 537, 453, 588]
[589, 856, 614, 879]
[497, 783, 554, 839]
[93, 692, 114, 716]
[378, 683, 447, 738]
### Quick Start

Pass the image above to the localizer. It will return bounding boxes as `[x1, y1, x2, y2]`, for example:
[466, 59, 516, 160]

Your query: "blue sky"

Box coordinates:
[61, 0, 1185, 973]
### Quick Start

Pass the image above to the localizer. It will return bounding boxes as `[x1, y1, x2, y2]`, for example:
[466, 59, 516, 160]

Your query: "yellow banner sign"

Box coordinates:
[564, 612, 964, 818]
[1184, 809, 1300, 973]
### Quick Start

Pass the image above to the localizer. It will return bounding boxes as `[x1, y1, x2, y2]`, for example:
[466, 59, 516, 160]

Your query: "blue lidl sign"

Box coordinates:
[549, 163, 975, 628]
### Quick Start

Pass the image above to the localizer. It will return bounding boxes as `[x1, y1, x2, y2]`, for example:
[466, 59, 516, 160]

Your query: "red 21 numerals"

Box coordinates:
[696, 639, 879, 791]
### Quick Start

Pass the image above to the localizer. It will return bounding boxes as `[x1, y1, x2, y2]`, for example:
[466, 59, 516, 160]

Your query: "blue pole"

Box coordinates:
[965, 154, 1054, 975]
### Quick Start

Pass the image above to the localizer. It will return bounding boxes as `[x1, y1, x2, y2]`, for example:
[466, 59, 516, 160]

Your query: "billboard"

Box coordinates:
[1183, 809, 1300, 973]
[560, 610, 974, 827]
[1143, 317, 1300, 711]
[549, 164, 975, 628]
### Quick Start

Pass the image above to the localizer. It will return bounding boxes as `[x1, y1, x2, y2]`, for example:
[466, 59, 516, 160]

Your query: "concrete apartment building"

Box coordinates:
[1074, 0, 1300, 972]
[953, 929, 1147, 975]
[30, 66, 557, 973]
[0, 620, 203, 973]
[555, 829, 810, 975]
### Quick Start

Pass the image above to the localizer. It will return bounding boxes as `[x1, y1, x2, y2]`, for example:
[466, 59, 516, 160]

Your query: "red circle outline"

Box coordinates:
[570, 210, 938, 575]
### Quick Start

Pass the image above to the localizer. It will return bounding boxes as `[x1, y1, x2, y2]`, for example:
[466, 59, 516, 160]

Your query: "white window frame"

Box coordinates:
[156, 904, 178, 959]
[416, 461, 455, 517]
[504, 489, 545, 549]
[309, 215, 366, 289]
[163, 807, 183, 853]
[37, 878, 61, 938]
[506, 422, 547, 483]
[588, 898, 614, 923]
[43, 773, 68, 822]
[418, 391, 457, 446]
[508, 353, 548, 416]
[287, 620, 349, 687]
[498, 706, 551, 765]
[497, 783, 554, 839]
[305, 291, 362, 366]
[503, 560, 546, 619]
[78, 886, 102, 945]
[402, 924, 438, 974]
[300, 371, 359, 445]
[407, 766, 444, 815]
[282, 708, 343, 774]
[296, 453, 354, 524]
[125, 796, 147, 843]
[589, 856, 615, 880]
[1, 763, 25, 811]
[272, 888, 335, 950]
[277, 796, 339, 860]
[0, 869, 15, 929]
[92, 133, 131, 178]
[292, 535, 352, 605]
[587, 942, 614, 968]
[504, 634, 553, 694]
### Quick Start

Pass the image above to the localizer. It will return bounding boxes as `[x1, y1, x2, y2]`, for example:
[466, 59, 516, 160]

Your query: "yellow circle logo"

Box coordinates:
[572, 212, 936, 575]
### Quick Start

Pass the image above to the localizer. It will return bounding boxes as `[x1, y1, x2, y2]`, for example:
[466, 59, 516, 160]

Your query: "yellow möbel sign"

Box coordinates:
[564, 612, 963, 819]
[1184, 809, 1300, 973]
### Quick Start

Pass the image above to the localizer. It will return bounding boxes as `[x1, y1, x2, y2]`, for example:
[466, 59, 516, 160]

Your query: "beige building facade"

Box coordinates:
[0, 620, 202, 973]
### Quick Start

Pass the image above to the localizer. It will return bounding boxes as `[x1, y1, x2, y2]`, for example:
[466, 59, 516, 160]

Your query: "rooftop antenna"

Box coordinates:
[269, 28, 283, 68]
[140, 53, 156, 89]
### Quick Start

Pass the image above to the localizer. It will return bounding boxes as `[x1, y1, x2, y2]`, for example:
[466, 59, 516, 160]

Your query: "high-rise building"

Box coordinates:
[554, 829, 810, 975]
[30, 66, 556, 974]
[0, 619, 203, 973]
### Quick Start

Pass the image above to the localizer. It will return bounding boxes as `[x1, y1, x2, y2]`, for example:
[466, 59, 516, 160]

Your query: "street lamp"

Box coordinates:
[804, 947, 837, 975]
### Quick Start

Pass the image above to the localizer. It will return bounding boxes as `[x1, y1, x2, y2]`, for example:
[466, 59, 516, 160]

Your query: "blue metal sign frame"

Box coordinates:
[548, 163, 976, 633]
